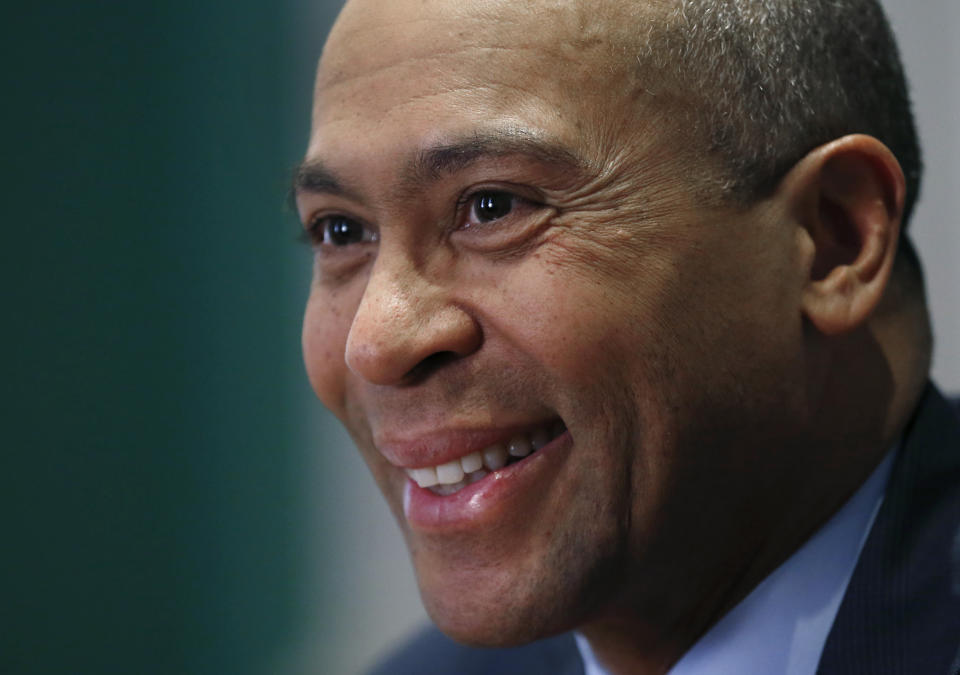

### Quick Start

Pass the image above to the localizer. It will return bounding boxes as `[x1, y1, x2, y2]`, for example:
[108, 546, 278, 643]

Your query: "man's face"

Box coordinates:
[300, 0, 809, 645]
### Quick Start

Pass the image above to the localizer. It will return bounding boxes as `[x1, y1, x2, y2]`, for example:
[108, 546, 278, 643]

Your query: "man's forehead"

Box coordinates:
[304, 0, 705, 202]
[319, 0, 664, 88]
[330, 0, 608, 37]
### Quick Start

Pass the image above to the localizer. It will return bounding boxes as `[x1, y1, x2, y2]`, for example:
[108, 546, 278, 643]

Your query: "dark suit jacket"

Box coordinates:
[371, 386, 960, 675]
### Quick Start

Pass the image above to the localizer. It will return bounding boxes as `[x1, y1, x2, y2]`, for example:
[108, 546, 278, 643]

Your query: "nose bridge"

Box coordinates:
[344, 249, 480, 385]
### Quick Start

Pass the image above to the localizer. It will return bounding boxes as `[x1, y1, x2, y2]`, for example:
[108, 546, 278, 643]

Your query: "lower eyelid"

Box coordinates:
[454, 207, 555, 253]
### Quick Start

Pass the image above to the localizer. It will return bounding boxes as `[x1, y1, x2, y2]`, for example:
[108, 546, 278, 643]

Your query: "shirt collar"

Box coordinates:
[576, 448, 896, 675]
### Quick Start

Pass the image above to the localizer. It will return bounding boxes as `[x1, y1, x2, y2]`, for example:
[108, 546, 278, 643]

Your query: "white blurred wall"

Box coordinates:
[884, 0, 960, 391]
[296, 1, 960, 672]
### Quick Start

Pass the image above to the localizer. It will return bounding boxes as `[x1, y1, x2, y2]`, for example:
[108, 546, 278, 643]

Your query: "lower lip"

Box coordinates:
[403, 431, 574, 532]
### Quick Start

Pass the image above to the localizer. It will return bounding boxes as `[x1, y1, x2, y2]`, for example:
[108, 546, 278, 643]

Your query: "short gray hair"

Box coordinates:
[642, 0, 922, 227]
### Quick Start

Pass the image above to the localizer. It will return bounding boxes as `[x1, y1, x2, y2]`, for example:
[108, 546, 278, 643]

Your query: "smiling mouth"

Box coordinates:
[405, 419, 568, 496]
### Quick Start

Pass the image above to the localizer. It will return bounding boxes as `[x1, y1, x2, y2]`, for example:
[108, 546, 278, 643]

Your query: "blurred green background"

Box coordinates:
[4, 1, 956, 674]
[4, 1, 346, 673]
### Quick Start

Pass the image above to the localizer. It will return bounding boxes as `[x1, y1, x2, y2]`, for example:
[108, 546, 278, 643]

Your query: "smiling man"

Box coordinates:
[296, 0, 960, 673]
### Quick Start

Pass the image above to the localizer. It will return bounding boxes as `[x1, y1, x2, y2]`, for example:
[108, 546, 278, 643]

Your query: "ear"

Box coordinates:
[784, 135, 905, 335]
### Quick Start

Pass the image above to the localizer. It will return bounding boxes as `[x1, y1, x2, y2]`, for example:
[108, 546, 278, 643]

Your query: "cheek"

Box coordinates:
[302, 288, 353, 417]
[482, 243, 669, 380]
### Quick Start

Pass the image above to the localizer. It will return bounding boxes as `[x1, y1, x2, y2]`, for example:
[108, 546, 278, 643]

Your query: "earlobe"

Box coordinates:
[792, 135, 905, 335]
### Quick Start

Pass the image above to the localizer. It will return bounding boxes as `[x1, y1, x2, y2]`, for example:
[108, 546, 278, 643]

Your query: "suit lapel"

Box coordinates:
[817, 386, 960, 674]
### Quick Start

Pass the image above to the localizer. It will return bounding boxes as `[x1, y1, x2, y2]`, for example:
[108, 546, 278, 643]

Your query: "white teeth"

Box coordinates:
[407, 466, 439, 488]
[460, 451, 483, 474]
[482, 443, 508, 470]
[530, 427, 551, 451]
[436, 459, 465, 485]
[508, 435, 532, 458]
[408, 420, 567, 494]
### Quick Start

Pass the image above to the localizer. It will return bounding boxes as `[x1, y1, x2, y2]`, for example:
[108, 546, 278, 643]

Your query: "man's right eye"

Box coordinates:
[308, 215, 378, 248]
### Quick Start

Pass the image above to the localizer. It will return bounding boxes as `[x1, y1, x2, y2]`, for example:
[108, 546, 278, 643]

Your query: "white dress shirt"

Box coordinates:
[575, 449, 896, 675]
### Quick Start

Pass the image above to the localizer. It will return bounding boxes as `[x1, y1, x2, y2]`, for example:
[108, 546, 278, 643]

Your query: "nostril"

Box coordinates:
[404, 351, 462, 384]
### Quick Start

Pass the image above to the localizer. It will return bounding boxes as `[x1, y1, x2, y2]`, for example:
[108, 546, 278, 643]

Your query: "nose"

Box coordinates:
[344, 258, 482, 386]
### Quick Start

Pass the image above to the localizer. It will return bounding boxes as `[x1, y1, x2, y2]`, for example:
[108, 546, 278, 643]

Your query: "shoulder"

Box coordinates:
[368, 625, 583, 675]
[819, 384, 960, 673]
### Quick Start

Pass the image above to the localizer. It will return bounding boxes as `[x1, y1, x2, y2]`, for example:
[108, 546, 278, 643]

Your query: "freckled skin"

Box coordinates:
[299, 0, 829, 669]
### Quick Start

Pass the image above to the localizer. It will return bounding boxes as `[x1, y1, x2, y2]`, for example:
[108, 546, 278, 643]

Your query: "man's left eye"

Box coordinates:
[469, 191, 516, 224]
[453, 188, 550, 251]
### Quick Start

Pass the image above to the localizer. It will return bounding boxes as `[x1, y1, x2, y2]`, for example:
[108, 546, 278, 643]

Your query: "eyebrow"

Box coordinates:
[290, 128, 585, 205]
[290, 160, 359, 205]
[407, 130, 585, 185]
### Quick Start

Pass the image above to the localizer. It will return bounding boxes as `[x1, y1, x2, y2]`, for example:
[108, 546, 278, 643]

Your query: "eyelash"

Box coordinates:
[456, 188, 533, 229]
[302, 214, 377, 249]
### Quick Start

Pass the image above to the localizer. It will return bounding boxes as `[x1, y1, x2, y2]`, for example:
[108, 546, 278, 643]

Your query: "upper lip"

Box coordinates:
[376, 419, 559, 469]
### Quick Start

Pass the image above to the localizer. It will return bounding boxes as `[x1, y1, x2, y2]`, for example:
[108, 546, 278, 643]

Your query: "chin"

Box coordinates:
[422, 589, 574, 648]
[412, 539, 619, 648]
